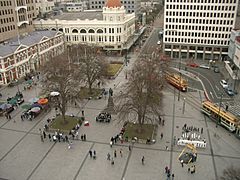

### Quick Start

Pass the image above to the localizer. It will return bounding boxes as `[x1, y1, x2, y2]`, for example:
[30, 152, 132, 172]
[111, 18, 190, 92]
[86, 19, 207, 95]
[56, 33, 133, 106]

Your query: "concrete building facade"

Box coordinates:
[0, 31, 64, 85]
[0, 0, 37, 43]
[88, 0, 141, 14]
[33, 0, 135, 51]
[163, 0, 238, 61]
[35, 0, 55, 17]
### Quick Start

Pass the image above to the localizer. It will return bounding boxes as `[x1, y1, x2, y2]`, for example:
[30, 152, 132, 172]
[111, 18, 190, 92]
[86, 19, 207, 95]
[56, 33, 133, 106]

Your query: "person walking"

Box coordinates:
[40, 134, 44, 142]
[81, 110, 85, 117]
[107, 153, 111, 160]
[111, 157, 114, 165]
[89, 150, 92, 158]
[48, 134, 51, 141]
[162, 119, 165, 126]
[181, 160, 184, 167]
[114, 150, 117, 158]
[120, 149, 123, 157]
[160, 133, 163, 139]
[172, 174, 175, 180]
[141, 156, 145, 165]
[43, 131, 46, 139]
[165, 166, 168, 173]
[128, 145, 131, 151]
[93, 150, 96, 159]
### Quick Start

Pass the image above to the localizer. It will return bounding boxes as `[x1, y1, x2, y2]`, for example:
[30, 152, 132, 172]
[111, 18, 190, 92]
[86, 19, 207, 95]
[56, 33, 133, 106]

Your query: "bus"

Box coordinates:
[165, 72, 188, 92]
[201, 101, 240, 132]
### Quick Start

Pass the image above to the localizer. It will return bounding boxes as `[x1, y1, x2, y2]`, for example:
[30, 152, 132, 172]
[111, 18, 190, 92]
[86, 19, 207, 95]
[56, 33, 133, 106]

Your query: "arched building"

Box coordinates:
[33, 0, 136, 51]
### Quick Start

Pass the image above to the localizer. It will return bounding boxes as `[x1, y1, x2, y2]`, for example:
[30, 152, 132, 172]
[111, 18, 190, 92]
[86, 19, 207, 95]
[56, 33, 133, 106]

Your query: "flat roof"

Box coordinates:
[51, 11, 103, 21]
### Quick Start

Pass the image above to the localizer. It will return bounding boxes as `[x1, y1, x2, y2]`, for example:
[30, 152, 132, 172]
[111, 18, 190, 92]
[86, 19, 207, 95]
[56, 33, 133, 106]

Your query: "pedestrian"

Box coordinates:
[120, 149, 123, 157]
[110, 141, 113, 148]
[188, 167, 190, 173]
[21, 115, 24, 121]
[193, 165, 196, 173]
[181, 160, 184, 167]
[166, 146, 168, 150]
[173, 136, 176, 145]
[158, 115, 162, 124]
[5, 113, 8, 119]
[89, 150, 92, 158]
[83, 134, 86, 141]
[128, 145, 131, 151]
[48, 134, 51, 141]
[107, 153, 111, 160]
[111, 157, 114, 165]
[81, 110, 85, 116]
[93, 150, 96, 159]
[162, 119, 165, 126]
[68, 142, 72, 149]
[226, 104, 229, 111]
[172, 174, 175, 180]
[165, 166, 168, 173]
[81, 134, 83, 141]
[167, 168, 170, 175]
[40, 134, 44, 142]
[141, 156, 145, 165]
[8, 114, 11, 119]
[201, 128, 203, 134]
[65, 135, 69, 142]
[160, 133, 163, 139]
[75, 101, 77, 107]
[43, 131, 46, 139]
[114, 150, 117, 158]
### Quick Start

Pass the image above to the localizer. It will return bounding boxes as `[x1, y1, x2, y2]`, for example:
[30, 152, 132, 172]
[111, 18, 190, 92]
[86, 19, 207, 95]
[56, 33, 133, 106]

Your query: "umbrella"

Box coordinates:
[0, 103, 12, 110]
[37, 98, 48, 105]
[50, 91, 60, 96]
[8, 98, 17, 105]
[30, 107, 41, 113]
[28, 97, 39, 103]
[31, 103, 42, 108]
[21, 104, 32, 110]
[38, 94, 48, 99]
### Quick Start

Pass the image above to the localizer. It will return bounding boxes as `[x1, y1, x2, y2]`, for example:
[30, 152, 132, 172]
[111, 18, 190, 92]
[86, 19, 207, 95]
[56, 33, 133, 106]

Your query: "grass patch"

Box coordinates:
[123, 122, 155, 141]
[49, 115, 81, 132]
[107, 64, 123, 76]
[78, 87, 102, 99]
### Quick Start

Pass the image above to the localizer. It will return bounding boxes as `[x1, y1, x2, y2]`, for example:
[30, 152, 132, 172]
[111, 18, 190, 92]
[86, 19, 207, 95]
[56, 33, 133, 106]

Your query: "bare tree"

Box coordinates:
[41, 51, 81, 123]
[220, 166, 240, 180]
[116, 52, 169, 131]
[69, 44, 108, 94]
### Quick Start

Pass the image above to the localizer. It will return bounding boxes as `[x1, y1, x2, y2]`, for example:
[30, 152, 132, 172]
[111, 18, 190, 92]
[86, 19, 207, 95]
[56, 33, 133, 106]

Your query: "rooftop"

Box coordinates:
[50, 11, 103, 21]
[0, 31, 60, 58]
[106, 0, 122, 8]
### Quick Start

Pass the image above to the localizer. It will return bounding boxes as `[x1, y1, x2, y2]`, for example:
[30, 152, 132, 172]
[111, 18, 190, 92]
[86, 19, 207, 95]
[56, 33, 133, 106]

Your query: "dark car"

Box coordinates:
[96, 112, 111, 123]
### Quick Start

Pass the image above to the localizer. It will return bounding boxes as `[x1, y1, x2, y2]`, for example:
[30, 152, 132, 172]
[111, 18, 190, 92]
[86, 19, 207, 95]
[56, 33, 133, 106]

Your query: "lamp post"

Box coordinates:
[182, 97, 186, 114]
[217, 93, 223, 128]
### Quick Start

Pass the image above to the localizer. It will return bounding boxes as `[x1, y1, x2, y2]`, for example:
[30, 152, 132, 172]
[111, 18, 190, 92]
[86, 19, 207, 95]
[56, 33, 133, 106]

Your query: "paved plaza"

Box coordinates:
[0, 52, 240, 180]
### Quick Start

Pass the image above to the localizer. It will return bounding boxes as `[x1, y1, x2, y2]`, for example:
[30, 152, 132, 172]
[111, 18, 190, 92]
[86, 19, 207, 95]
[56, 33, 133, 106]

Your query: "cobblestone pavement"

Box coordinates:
[0, 50, 240, 180]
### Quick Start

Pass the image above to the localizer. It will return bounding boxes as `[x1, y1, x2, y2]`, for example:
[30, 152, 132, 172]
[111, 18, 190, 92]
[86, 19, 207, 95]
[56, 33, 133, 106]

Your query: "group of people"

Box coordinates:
[107, 148, 124, 165]
[183, 124, 204, 134]
[21, 111, 36, 121]
[165, 166, 175, 180]
[110, 127, 125, 147]
[89, 149, 97, 159]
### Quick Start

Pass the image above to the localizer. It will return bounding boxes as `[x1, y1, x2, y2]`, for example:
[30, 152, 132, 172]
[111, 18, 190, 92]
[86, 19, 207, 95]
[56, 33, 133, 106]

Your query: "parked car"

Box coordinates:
[220, 80, 228, 89]
[96, 112, 111, 123]
[199, 64, 210, 69]
[187, 63, 199, 68]
[225, 87, 234, 96]
[214, 67, 220, 73]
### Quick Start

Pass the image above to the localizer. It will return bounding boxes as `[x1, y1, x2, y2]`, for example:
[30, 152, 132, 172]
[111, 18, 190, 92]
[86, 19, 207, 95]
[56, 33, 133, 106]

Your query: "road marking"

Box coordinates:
[210, 91, 214, 99]
[215, 86, 219, 91]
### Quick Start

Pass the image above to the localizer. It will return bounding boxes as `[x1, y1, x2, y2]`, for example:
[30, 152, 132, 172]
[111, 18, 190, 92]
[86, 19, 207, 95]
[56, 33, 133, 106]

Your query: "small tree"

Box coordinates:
[69, 44, 108, 94]
[41, 51, 81, 123]
[220, 166, 240, 180]
[116, 52, 169, 131]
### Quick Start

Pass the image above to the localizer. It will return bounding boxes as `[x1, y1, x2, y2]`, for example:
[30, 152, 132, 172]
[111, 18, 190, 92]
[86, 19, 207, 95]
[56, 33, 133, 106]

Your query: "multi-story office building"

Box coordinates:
[35, 0, 55, 17]
[163, 0, 238, 61]
[0, 31, 64, 85]
[0, 0, 37, 43]
[88, 0, 140, 14]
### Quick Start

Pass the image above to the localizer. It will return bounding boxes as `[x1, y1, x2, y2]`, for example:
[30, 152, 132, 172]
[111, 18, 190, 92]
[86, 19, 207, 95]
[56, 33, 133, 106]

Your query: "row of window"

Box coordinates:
[166, 4, 236, 11]
[0, 9, 14, 16]
[165, 37, 229, 46]
[166, 11, 235, 18]
[0, 1, 12, 7]
[0, 17, 15, 24]
[91, 1, 135, 4]
[166, 18, 234, 25]
[65, 28, 123, 34]
[91, 5, 135, 9]
[165, 0, 237, 3]
[165, 24, 232, 32]
[165, 31, 230, 39]
[0, 25, 16, 33]
[67, 35, 122, 43]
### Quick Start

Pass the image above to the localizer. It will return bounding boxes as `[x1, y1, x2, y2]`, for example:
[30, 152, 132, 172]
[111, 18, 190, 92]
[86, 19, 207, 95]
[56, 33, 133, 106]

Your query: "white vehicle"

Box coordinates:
[199, 64, 210, 69]
[157, 40, 161, 45]
[220, 80, 228, 89]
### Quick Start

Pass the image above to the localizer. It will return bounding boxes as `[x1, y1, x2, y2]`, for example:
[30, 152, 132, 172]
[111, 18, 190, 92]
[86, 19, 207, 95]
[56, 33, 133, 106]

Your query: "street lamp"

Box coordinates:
[217, 93, 223, 128]
[182, 97, 186, 114]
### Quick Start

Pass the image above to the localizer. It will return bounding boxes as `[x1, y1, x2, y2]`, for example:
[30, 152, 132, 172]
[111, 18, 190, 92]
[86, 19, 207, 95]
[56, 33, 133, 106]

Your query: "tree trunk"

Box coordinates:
[88, 82, 93, 95]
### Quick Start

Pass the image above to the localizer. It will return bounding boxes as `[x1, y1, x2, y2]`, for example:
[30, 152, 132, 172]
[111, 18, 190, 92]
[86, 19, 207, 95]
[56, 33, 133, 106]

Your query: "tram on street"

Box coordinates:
[201, 101, 240, 132]
[165, 72, 188, 92]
